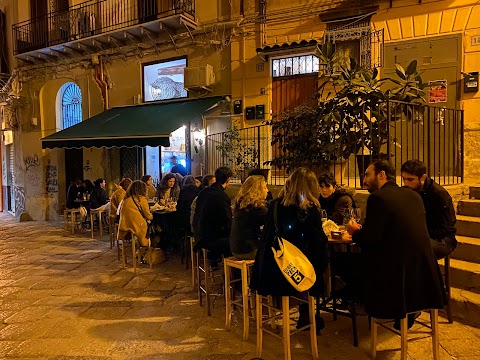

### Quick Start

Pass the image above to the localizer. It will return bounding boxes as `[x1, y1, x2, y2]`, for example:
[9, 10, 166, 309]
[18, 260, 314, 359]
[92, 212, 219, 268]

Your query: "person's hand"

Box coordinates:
[346, 219, 361, 235]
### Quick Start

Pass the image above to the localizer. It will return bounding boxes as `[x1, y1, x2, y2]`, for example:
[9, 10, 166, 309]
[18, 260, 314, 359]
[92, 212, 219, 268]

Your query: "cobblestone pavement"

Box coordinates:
[1, 213, 480, 359]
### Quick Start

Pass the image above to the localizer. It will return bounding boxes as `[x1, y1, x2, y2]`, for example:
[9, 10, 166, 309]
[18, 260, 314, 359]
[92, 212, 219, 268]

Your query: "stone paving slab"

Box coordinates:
[1, 213, 480, 359]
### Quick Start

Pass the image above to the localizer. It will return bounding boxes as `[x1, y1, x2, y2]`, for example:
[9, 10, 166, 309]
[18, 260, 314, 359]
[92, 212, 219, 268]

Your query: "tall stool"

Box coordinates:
[90, 209, 106, 239]
[190, 237, 197, 287]
[224, 257, 255, 340]
[370, 309, 439, 360]
[109, 216, 117, 249]
[64, 208, 82, 235]
[118, 232, 152, 273]
[443, 255, 453, 323]
[196, 248, 224, 316]
[256, 294, 318, 360]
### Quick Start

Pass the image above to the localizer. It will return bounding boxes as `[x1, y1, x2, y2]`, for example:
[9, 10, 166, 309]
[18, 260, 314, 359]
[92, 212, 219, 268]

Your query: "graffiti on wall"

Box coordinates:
[24, 154, 40, 171]
[13, 186, 25, 216]
[26, 173, 41, 188]
[46, 164, 58, 193]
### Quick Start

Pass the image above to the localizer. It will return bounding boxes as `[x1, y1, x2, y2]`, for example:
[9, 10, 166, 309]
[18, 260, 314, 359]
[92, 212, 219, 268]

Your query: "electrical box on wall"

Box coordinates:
[233, 100, 242, 114]
[245, 106, 255, 120]
[255, 104, 265, 119]
[464, 72, 479, 93]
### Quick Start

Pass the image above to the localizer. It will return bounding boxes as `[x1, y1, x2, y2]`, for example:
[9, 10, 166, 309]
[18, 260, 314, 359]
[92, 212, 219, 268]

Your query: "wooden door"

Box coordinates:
[271, 74, 318, 178]
[30, 0, 48, 50]
[65, 149, 83, 197]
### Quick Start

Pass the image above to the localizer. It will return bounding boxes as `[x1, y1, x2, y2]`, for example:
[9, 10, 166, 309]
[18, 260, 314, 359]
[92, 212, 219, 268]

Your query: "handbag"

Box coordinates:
[271, 200, 316, 292]
[132, 196, 156, 239]
[145, 247, 167, 265]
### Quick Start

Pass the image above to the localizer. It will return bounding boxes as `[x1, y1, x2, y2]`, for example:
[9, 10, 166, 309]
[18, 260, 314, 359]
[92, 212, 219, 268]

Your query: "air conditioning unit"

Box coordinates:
[184, 65, 215, 90]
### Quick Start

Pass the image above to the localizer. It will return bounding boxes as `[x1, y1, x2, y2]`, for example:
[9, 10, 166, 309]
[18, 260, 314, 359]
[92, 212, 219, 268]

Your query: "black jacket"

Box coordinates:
[66, 183, 81, 209]
[177, 185, 201, 231]
[230, 205, 268, 255]
[89, 187, 109, 210]
[192, 182, 232, 249]
[250, 199, 329, 297]
[419, 178, 457, 249]
[319, 189, 356, 225]
[352, 181, 445, 319]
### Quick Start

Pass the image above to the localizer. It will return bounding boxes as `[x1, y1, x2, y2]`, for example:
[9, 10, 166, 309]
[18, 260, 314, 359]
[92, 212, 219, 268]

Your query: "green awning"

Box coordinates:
[41, 96, 225, 149]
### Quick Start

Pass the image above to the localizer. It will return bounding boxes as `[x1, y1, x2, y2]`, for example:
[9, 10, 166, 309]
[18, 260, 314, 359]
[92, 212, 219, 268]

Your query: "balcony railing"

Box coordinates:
[13, 0, 195, 55]
[206, 101, 464, 188]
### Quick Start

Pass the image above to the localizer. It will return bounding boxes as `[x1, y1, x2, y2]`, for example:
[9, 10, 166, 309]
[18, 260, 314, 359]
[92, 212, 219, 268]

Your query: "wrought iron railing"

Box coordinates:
[12, 0, 195, 55]
[205, 101, 464, 188]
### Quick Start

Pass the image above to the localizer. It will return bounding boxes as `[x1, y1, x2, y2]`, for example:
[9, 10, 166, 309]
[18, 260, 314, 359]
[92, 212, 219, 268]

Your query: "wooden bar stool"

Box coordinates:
[64, 208, 82, 235]
[443, 255, 453, 323]
[370, 309, 439, 360]
[255, 294, 318, 360]
[89, 209, 105, 239]
[109, 216, 117, 249]
[224, 257, 255, 340]
[190, 237, 197, 287]
[118, 232, 152, 274]
[196, 248, 224, 316]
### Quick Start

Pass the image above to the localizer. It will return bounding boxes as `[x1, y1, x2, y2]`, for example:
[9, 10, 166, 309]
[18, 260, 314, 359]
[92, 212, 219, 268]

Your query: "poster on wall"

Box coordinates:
[143, 58, 187, 102]
[428, 80, 447, 103]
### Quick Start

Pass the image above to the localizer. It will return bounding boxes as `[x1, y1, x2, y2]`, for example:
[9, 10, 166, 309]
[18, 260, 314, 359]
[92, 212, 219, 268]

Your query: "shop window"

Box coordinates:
[59, 82, 82, 129]
[272, 55, 319, 78]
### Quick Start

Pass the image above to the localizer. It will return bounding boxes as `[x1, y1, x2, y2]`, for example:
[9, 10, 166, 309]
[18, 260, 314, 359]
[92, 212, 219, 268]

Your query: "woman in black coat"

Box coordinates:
[177, 176, 201, 232]
[89, 178, 109, 210]
[230, 175, 268, 260]
[250, 167, 329, 329]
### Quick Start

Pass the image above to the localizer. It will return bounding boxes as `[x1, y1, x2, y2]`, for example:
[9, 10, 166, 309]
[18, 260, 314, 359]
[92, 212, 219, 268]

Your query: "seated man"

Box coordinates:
[401, 159, 457, 259]
[192, 166, 233, 261]
[347, 161, 444, 329]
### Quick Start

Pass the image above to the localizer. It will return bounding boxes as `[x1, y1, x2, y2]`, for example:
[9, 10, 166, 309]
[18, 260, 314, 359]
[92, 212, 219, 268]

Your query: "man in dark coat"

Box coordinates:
[401, 160, 457, 259]
[347, 161, 444, 327]
[192, 166, 234, 259]
[170, 156, 187, 177]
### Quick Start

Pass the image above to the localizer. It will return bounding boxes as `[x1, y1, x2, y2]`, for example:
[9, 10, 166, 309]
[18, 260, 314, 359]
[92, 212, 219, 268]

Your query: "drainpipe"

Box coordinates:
[241, 24, 246, 129]
[93, 58, 109, 110]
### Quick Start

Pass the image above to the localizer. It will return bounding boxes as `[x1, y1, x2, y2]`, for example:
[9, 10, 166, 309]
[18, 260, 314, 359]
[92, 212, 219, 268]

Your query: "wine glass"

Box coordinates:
[350, 208, 362, 223]
[320, 210, 328, 223]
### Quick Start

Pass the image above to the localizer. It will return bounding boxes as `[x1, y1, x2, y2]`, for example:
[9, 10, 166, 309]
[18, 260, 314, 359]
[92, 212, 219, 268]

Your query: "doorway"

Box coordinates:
[64, 148, 83, 197]
[138, 0, 157, 23]
[30, 0, 48, 50]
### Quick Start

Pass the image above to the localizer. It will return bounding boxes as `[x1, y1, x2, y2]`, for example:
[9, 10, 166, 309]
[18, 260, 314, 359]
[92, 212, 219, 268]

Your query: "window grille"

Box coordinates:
[272, 55, 319, 78]
[61, 82, 82, 129]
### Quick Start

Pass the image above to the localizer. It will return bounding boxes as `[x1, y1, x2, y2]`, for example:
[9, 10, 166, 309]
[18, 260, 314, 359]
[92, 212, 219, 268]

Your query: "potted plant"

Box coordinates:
[265, 41, 426, 182]
[215, 125, 260, 182]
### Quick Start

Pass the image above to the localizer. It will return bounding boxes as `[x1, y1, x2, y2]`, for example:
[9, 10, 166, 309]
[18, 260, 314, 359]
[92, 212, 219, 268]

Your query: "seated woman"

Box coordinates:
[141, 175, 157, 199]
[230, 175, 268, 260]
[118, 180, 153, 247]
[89, 178, 110, 212]
[110, 178, 132, 222]
[250, 167, 329, 330]
[155, 173, 180, 204]
[318, 172, 356, 225]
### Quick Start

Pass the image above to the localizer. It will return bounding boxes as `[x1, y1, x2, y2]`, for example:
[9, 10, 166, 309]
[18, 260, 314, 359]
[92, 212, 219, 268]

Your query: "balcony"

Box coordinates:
[13, 0, 196, 63]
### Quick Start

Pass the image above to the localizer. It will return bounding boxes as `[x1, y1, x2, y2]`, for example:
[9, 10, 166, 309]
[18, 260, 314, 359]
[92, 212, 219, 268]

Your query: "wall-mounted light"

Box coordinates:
[192, 127, 205, 147]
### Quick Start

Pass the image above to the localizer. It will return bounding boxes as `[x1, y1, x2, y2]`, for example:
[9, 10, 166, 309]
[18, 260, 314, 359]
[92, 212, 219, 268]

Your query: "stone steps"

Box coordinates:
[439, 258, 480, 295]
[452, 236, 480, 264]
[455, 215, 480, 238]
[457, 199, 480, 217]
[449, 287, 480, 327]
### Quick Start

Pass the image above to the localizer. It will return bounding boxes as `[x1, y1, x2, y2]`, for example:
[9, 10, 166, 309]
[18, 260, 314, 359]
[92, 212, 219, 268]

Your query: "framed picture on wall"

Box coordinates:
[142, 57, 188, 102]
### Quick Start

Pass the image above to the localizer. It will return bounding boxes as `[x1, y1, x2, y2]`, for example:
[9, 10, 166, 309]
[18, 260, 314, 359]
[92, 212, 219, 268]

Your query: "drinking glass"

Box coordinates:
[320, 210, 328, 223]
[350, 208, 362, 222]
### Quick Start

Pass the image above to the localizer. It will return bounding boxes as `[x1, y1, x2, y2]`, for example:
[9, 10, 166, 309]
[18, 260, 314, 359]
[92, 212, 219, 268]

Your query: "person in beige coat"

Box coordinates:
[118, 180, 153, 247]
[110, 178, 132, 220]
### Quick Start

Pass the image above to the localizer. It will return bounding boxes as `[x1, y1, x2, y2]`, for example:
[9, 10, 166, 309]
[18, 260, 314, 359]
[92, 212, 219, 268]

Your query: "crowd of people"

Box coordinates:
[191, 160, 455, 331]
[66, 157, 455, 330]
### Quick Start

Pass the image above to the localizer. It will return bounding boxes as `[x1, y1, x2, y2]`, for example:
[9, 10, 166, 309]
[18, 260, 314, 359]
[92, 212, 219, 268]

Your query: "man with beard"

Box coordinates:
[401, 160, 457, 259]
[346, 160, 444, 329]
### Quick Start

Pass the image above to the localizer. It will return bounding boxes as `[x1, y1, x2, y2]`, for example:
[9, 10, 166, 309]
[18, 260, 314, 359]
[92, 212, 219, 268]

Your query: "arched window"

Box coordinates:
[59, 82, 82, 129]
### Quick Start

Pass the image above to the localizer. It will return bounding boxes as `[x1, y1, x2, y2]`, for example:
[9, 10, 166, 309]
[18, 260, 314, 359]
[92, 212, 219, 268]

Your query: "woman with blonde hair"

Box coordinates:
[250, 167, 329, 330]
[118, 180, 153, 247]
[230, 175, 269, 260]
